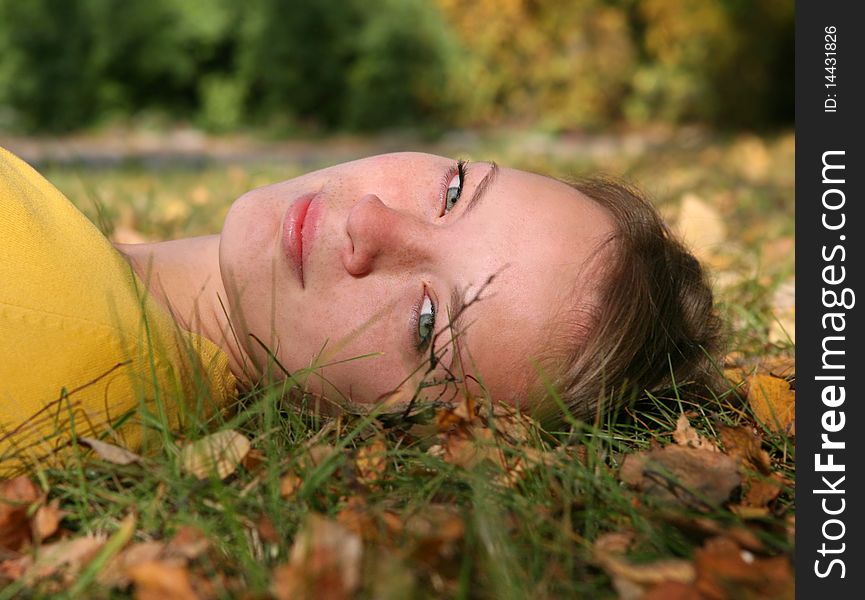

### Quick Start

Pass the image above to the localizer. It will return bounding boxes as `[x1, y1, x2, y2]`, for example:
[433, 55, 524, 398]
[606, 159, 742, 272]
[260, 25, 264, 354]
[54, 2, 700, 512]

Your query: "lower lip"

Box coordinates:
[281, 192, 321, 287]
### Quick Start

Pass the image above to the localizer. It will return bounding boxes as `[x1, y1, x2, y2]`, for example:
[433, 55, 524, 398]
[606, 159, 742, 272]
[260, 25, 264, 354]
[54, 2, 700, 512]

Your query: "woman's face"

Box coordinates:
[220, 152, 613, 412]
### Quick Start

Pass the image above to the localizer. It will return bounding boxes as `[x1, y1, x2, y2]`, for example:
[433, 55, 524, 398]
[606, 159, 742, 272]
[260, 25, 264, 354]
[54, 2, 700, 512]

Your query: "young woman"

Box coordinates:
[0, 148, 721, 469]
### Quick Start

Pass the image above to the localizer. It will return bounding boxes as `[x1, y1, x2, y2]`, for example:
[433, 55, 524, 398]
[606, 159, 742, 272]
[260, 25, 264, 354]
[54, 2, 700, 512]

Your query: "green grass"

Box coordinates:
[3, 128, 795, 598]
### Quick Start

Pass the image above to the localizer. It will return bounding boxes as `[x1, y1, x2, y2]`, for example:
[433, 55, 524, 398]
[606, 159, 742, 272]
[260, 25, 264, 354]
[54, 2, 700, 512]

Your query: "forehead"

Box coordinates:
[446, 166, 614, 405]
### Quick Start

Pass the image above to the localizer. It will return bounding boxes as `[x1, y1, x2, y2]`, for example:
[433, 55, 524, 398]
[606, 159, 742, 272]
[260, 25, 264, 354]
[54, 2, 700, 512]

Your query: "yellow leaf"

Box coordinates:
[355, 438, 388, 486]
[675, 193, 727, 260]
[747, 375, 795, 435]
[180, 430, 251, 480]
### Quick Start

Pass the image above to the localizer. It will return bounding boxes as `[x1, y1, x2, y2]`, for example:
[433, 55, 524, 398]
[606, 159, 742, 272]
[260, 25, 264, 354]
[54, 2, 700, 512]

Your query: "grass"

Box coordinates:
[2, 128, 794, 598]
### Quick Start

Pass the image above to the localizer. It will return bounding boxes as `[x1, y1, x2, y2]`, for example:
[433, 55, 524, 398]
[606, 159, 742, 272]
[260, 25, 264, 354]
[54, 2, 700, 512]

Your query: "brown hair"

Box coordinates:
[536, 176, 724, 423]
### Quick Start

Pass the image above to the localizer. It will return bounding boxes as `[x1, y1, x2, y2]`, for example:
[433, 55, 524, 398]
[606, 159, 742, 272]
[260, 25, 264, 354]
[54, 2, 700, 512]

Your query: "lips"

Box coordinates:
[282, 192, 321, 287]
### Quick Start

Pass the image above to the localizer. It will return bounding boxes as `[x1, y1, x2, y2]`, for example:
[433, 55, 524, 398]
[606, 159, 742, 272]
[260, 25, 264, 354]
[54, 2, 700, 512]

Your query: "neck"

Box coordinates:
[113, 235, 254, 388]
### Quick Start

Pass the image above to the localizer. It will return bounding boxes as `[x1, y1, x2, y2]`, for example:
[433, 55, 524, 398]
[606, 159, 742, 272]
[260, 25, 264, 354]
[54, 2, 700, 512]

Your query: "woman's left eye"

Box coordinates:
[417, 294, 436, 350]
[442, 160, 466, 214]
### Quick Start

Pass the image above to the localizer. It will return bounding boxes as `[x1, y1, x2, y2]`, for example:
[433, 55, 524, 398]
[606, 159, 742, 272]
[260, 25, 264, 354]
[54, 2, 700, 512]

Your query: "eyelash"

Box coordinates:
[438, 160, 467, 216]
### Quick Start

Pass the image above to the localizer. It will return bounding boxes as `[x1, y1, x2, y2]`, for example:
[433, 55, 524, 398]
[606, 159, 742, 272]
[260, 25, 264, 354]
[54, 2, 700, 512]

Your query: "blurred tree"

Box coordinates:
[435, 0, 636, 130]
[345, 0, 461, 130]
[627, 0, 794, 128]
[0, 0, 793, 133]
[0, 0, 99, 131]
[237, 0, 365, 128]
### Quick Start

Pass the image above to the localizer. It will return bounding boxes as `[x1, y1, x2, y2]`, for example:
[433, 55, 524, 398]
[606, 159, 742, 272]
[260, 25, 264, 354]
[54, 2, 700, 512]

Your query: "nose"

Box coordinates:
[341, 193, 432, 276]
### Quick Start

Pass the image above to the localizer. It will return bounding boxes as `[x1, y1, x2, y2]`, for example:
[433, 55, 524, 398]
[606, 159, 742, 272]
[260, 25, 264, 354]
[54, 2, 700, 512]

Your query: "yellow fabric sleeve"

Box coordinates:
[0, 147, 236, 473]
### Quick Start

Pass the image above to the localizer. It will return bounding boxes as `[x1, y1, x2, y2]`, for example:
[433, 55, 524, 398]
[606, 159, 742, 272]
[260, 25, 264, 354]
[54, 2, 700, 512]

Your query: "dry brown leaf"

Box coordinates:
[620, 445, 740, 510]
[672, 414, 718, 452]
[128, 560, 199, 600]
[300, 443, 337, 469]
[271, 514, 362, 600]
[435, 397, 480, 432]
[166, 525, 209, 561]
[489, 403, 536, 444]
[181, 430, 251, 480]
[32, 499, 66, 542]
[747, 375, 795, 435]
[279, 472, 302, 498]
[718, 426, 771, 475]
[742, 473, 787, 508]
[99, 541, 166, 588]
[403, 505, 464, 567]
[644, 581, 703, 600]
[758, 354, 795, 378]
[20, 535, 106, 584]
[594, 531, 695, 600]
[694, 537, 794, 600]
[241, 448, 266, 472]
[0, 477, 41, 551]
[78, 437, 143, 465]
[355, 438, 388, 486]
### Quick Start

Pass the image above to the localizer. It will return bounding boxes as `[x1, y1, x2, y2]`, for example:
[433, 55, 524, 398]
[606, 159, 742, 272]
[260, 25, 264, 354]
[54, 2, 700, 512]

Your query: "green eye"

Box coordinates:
[443, 160, 466, 214]
[418, 295, 435, 349]
[445, 184, 461, 212]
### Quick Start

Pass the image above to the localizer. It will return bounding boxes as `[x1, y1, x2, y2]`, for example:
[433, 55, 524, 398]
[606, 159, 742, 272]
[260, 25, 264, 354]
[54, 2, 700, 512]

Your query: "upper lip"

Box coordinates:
[283, 192, 317, 287]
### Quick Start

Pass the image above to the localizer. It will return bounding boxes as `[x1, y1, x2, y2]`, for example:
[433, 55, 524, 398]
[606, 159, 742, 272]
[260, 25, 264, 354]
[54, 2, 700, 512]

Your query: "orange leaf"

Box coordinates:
[271, 514, 362, 600]
[747, 375, 795, 435]
[0, 476, 41, 551]
[127, 560, 199, 600]
[32, 499, 66, 542]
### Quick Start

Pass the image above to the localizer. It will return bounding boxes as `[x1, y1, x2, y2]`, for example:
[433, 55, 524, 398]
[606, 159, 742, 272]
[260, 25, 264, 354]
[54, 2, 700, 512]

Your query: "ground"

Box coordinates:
[0, 126, 794, 599]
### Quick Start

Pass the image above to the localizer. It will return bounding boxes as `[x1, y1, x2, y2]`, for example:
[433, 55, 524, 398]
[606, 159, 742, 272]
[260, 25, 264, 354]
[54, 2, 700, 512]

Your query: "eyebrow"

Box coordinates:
[462, 161, 499, 217]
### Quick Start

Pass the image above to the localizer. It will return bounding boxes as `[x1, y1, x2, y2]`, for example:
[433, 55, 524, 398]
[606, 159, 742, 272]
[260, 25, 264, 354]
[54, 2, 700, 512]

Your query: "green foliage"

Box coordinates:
[627, 0, 794, 128]
[345, 0, 461, 130]
[0, 0, 794, 133]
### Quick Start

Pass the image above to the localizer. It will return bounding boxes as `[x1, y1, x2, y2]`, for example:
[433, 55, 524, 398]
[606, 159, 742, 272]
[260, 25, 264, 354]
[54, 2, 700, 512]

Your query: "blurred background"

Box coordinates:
[0, 0, 795, 355]
[0, 0, 793, 133]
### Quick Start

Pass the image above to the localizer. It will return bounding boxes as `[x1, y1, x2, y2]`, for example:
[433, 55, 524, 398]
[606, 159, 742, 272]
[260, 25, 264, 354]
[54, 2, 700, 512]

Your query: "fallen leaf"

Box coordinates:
[656, 512, 764, 552]
[257, 515, 280, 545]
[672, 414, 718, 452]
[181, 430, 251, 480]
[355, 438, 388, 486]
[742, 473, 787, 508]
[718, 426, 771, 475]
[694, 537, 793, 599]
[594, 531, 695, 600]
[675, 193, 727, 260]
[20, 535, 106, 584]
[300, 443, 337, 469]
[768, 279, 795, 345]
[128, 560, 199, 600]
[271, 514, 362, 600]
[758, 355, 795, 378]
[0, 477, 41, 551]
[643, 581, 703, 600]
[279, 472, 302, 498]
[747, 375, 795, 435]
[32, 499, 66, 542]
[241, 448, 266, 472]
[166, 525, 209, 561]
[435, 397, 480, 432]
[620, 445, 740, 510]
[99, 541, 166, 588]
[78, 437, 141, 465]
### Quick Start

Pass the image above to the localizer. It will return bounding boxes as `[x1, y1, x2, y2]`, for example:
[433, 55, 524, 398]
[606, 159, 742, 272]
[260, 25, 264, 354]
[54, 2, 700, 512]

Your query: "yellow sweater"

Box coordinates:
[0, 147, 236, 472]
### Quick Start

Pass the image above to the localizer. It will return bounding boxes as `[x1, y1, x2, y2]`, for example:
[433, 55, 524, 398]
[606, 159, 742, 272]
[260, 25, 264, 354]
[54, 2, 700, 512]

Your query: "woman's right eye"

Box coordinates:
[441, 160, 466, 215]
